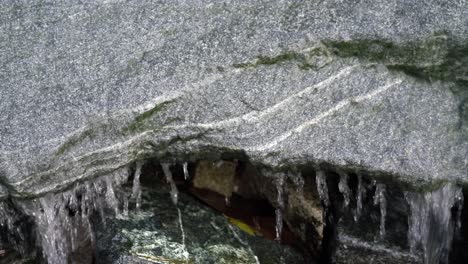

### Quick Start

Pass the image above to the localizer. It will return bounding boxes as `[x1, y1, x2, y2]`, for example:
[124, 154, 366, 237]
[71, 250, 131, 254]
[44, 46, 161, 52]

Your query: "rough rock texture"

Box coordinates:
[96, 185, 304, 264]
[193, 160, 237, 198]
[190, 161, 324, 258]
[1, 1, 467, 200]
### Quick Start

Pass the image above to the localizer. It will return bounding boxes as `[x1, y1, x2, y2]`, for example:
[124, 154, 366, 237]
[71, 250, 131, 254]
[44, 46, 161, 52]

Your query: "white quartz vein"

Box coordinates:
[247, 79, 403, 152]
[165, 66, 356, 130]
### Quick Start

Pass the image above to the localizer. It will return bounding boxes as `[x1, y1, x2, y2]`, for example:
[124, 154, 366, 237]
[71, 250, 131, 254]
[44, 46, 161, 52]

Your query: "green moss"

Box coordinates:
[327, 39, 397, 61]
[257, 53, 302, 65]
[123, 100, 174, 133]
[233, 48, 331, 70]
[232, 52, 300, 68]
[326, 33, 450, 63]
[55, 129, 97, 157]
[325, 33, 468, 93]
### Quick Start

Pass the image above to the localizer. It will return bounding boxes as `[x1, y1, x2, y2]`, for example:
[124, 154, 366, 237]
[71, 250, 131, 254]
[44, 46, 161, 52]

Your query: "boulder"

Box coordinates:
[193, 160, 237, 198]
[96, 184, 304, 264]
[1, 1, 467, 263]
[0, 0, 466, 198]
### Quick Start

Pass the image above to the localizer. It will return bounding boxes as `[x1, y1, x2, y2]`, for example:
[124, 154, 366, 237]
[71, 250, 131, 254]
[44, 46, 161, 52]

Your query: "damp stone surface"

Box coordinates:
[0, 0, 467, 198]
[96, 185, 303, 264]
[1, 1, 468, 264]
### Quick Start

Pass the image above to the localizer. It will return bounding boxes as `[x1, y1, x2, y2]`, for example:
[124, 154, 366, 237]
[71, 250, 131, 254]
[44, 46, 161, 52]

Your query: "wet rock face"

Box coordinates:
[96, 179, 304, 264]
[0, 1, 468, 263]
[327, 172, 466, 264]
[190, 161, 324, 258]
[0, 158, 466, 264]
[193, 160, 237, 198]
[1, 0, 467, 198]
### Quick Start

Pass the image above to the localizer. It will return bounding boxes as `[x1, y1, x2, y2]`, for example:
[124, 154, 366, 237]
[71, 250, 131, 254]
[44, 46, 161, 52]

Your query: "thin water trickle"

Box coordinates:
[338, 172, 351, 208]
[162, 163, 179, 205]
[354, 174, 363, 222]
[275, 173, 285, 209]
[406, 183, 463, 264]
[131, 161, 143, 210]
[316, 170, 330, 208]
[93, 181, 107, 226]
[122, 195, 129, 217]
[455, 191, 464, 235]
[105, 175, 119, 215]
[275, 208, 283, 241]
[8, 168, 129, 264]
[274, 172, 285, 241]
[373, 183, 386, 238]
[177, 208, 190, 261]
[183, 162, 190, 180]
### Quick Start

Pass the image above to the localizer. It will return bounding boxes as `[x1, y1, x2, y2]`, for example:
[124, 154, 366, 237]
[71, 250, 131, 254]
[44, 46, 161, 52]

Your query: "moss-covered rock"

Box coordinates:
[96, 186, 304, 264]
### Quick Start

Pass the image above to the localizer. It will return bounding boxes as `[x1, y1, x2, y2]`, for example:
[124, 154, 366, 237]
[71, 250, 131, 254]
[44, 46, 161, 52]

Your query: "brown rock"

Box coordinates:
[193, 160, 237, 198]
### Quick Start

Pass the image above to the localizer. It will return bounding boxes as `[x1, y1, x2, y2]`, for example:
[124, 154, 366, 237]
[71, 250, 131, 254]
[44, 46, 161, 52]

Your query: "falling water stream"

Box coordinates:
[131, 161, 143, 210]
[161, 163, 179, 205]
[354, 174, 363, 222]
[183, 162, 190, 181]
[274, 172, 285, 241]
[406, 183, 463, 264]
[338, 172, 351, 208]
[373, 183, 386, 238]
[0, 161, 465, 264]
[15, 168, 128, 264]
[332, 170, 465, 264]
[316, 170, 330, 209]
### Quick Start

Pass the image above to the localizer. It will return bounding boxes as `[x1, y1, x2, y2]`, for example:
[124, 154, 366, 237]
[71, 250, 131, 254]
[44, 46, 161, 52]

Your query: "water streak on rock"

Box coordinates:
[274, 172, 285, 241]
[177, 208, 190, 261]
[183, 162, 190, 180]
[316, 170, 330, 208]
[354, 174, 363, 222]
[455, 191, 464, 235]
[275, 208, 283, 241]
[338, 172, 351, 208]
[122, 195, 129, 217]
[0, 202, 29, 255]
[17, 169, 127, 264]
[162, 163, 178, 205]
[131, 161, 143, 210]
[373, 183, 386, 238]
[275, 173, 285, 209]
[405, 183, 463, 264]
[105, 175, 119, 215]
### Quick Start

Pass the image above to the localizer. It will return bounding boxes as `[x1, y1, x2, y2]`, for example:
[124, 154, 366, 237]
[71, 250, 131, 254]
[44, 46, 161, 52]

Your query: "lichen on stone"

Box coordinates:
[325, 33, 468, 93]
[233, 45, 332, 71]
[55, 121, 112, 157]
[123, 100, 174, 134]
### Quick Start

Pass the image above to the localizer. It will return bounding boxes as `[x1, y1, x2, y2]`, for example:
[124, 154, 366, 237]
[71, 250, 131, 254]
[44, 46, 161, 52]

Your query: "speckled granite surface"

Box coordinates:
[0, 0, 466, 198]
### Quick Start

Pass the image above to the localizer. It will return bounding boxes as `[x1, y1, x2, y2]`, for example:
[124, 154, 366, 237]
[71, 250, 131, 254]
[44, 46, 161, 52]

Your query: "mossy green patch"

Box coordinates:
[233, 52, 302, 68]
[325, 33, 450, 64]
[55, 129, 95, 157]
[325, 33, 468, 96]
[233, 46, 332, 70]
[123, 100, 174, 134]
